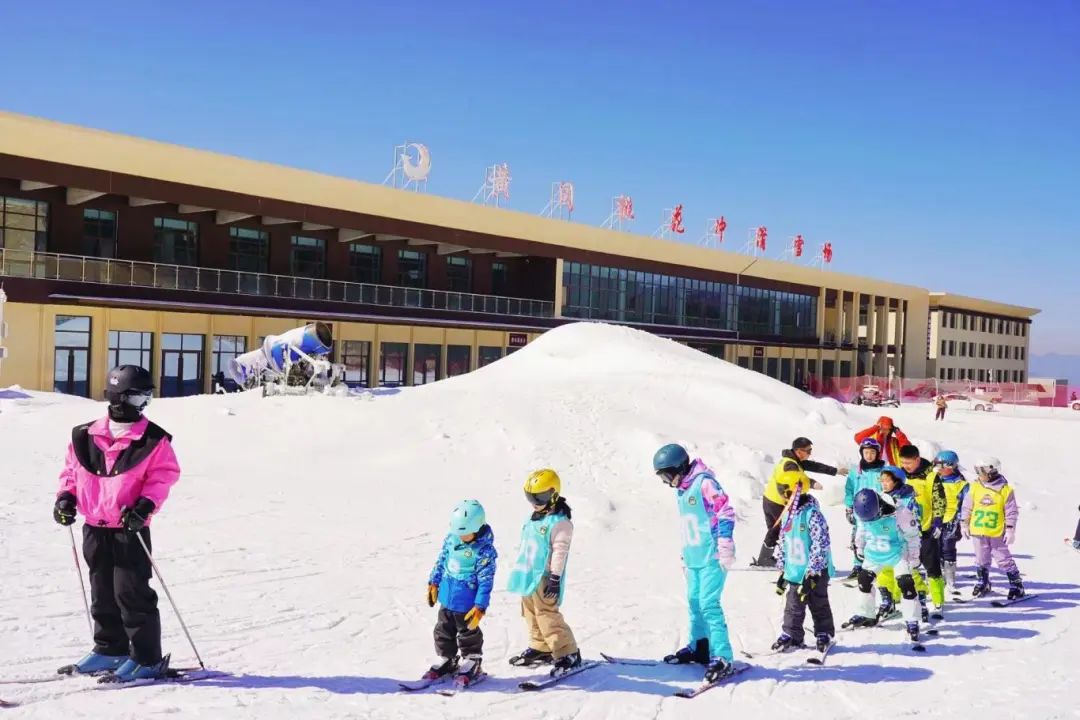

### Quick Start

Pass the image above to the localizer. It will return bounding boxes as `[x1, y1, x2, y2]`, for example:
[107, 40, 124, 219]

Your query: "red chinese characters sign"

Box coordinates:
[793, 234, 804, 258]
[822, 242, 834, 264]
[616, 195, 635, 221]
[670, 204, 685, 234]
[713, 216, 727, 242]
[755, 226, 768, 251]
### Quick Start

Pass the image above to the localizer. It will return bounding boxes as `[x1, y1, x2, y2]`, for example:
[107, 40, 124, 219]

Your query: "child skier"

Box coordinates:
[959, 458, 1024, 599]
[506, 469, 581, 676]
[53, 365, 181, 683]
[772, 484, 835, 653]
[933, 451, 968, 595]
[424, 499, 497, 686]
[848, 487, 924, 642]
[652, 444, 738, 683]
[875, 466, 929, 620]
[843, 438, 885, 580]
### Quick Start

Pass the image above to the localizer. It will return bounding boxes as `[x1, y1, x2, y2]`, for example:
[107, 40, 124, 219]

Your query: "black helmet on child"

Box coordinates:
[104, 365, 154, 420]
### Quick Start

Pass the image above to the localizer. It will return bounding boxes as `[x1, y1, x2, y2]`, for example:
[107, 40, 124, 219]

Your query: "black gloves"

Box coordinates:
[543, 574, 562, 600]
[53, 493, 77, 526]
[775, 573, 787, 596]
[845, 507, 855, 525]
[121, 497, 156, 532]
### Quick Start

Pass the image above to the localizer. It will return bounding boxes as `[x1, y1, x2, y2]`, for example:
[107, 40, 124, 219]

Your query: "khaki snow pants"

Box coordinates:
[521, 586, 578, 659]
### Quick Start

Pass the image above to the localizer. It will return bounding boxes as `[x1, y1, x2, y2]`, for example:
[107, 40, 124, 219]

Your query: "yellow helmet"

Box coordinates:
[524, 468, 561, 506]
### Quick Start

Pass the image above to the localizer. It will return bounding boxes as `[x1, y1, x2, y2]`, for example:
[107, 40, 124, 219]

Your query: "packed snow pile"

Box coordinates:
[1, 322, 1077, 718]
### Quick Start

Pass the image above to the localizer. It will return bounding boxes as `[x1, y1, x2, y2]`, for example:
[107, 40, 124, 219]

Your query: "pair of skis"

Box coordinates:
[599, 654, 751, 698]
[398, 661, 601, 695]
[739, 641, 835, 666]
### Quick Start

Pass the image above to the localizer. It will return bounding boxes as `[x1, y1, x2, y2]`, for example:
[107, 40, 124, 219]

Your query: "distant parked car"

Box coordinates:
[852, 385, 900, 408]
[945, 393, 998, 412]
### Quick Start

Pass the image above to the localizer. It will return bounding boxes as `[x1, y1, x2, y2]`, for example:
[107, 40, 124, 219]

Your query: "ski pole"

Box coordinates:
[134, 532, 206, 670]
[68, 525, 93, 637]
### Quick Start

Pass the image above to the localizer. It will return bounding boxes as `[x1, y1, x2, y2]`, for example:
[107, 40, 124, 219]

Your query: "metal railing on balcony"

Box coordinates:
[0, 249, 555, 319]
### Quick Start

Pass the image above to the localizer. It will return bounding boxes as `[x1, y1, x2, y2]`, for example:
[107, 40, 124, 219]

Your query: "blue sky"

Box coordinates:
[2, 1, 1077, 352]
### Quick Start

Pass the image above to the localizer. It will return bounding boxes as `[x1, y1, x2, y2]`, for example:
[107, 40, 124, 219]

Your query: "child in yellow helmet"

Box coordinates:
[506, 469, 581, 676]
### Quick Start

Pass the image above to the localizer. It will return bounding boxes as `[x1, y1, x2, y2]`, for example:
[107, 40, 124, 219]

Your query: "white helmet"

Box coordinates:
[973, 457, 1001, 477]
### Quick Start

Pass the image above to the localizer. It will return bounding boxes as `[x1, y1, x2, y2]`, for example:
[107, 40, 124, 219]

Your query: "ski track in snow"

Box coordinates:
[1, 323, 1078, 719]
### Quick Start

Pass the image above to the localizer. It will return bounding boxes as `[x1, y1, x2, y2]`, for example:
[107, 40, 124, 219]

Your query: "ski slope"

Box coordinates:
[1, 322, 1077, 719]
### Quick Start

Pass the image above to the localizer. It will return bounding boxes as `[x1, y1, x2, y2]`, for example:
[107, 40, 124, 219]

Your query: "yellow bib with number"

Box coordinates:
[941, 479, 968, 523]
[968, 482, 1011, 538]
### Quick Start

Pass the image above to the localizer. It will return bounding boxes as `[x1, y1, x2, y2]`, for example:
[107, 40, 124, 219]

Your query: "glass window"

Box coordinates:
[229, 227, 269, 273]
[341, 340, 371, 388]
[413, 344, 441, 385]
[478, 346, 502, 367]
[0, 196, 48, 252]
[82, 209, 117, 258]
[379, 342, 408, 387]
[54, 315, 91, 397]
[446, 256, 472, 293]
[160, 333, 204, 397]
[290, 235, 325, 277]
[840, 360, 852, 377]
[349, 244, 381, 284]
[108, 330, 152, 372]
[766, 357, 779, 379]
[492, 261, 509, 296]
[398, 250, 427, 288]
[154, 217, 198, 265]
[211, 335, 246, 390]
[447, 345, 471, 376]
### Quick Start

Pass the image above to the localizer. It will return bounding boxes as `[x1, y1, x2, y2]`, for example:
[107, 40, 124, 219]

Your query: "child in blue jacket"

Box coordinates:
[425, 500, 497, 685]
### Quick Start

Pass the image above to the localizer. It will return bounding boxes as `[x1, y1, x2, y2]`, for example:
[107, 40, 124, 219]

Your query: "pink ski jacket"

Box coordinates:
[56, 417, 181, 529]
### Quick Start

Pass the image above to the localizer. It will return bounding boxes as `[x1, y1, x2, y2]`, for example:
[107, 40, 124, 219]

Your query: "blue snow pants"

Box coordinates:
[685, 562, 732, 662]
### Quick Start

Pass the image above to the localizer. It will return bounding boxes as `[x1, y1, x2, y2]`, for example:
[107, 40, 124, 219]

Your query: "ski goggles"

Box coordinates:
[123, 390, 153, 410]
[656, 469, 681, 486]
[933, 460, 958, 469]
[525, 489, 556, 506]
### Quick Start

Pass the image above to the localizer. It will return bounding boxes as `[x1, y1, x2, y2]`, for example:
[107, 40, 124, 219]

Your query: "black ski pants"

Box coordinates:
[755, 497, 786, 565]
[433, 608, 483, 660]
[782, 571, 835, 643]
[920, 531, 943, 579]
[939, 521, 962, 563]
[83, 525, 162, 665]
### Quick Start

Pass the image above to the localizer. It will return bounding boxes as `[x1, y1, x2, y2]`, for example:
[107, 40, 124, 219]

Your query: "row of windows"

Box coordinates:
[938, 367, 1026, 383]
[51, 316, 519, 397]
[941, 310, 1027, 337]
[21, 203, 514, 294]
[562, 262, 817, 337]
[939, 339, 1026, 361]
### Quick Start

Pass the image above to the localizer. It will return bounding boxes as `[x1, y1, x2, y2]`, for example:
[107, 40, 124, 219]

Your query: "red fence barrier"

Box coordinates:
[806, 376, 1078, 408]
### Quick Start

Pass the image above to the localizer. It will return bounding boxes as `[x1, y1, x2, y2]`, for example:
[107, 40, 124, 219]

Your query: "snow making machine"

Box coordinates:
[227, 322, 345, 396]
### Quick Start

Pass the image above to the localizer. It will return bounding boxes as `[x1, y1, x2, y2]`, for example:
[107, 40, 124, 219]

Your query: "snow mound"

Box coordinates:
[1, 321, 1076, 718]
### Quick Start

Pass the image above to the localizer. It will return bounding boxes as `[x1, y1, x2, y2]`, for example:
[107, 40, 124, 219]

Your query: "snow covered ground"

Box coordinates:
[1, 322, 1077, 719]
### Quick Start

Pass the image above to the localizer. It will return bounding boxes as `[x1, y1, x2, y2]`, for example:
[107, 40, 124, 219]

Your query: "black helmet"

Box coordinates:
[105, 365, 154, 398]
[104, 365, 154, 420]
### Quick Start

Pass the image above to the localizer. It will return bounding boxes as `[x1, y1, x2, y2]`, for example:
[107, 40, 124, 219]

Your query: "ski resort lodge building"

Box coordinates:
[0, 112, 1039, 399]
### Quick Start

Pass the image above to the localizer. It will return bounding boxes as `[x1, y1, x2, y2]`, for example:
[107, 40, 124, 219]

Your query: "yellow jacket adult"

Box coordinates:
[764, 450, 840, 505]
[901, 458, 946, 532]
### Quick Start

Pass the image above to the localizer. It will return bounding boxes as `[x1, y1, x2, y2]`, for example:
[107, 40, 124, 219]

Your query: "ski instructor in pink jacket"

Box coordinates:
[53, 365, 181, 683]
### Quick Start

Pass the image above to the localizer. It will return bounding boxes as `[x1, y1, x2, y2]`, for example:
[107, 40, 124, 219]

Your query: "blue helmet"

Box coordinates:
[880, 465, 905, 483]
[653, 443, 690, 474]
[935, 450, 959, 466]
[448, 500, 486, 536]
[853, 488, 883, 522]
